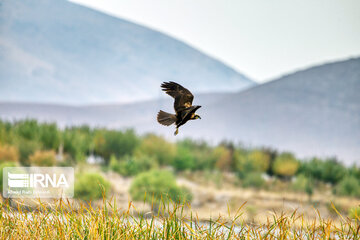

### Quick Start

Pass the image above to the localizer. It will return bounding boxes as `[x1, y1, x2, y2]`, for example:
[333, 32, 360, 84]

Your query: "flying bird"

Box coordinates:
[157, 81, 201, 135]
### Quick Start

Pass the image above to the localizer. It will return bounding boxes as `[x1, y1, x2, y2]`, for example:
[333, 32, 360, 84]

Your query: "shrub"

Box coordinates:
[299, 158, 346, 185]
[213, 146, 232, 171]
[134, 135, 176, 166]
[292, 174, 313, 200]
[16, 139, 41, 166]
[292, 174, 309, 192]
[109, 155, 121, 173]
[334, 176, 360, 198]
[178, 139, 215, 170]
[110, 154, 158, 176]
[242, 172, 265, 189]
[247, 150, 270, 172]
[130, 170, 192, 205]
[29, 150, 56, 166]
[94, 129, 139, 162]
[74, 173, 111, 201]
[0, 145, 18, 164]
[172, 146, 195, 171]
[272, 152, 299, 178]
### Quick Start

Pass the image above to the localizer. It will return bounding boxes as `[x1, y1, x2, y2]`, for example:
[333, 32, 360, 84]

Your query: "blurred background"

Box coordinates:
[0, 0, 359, 223]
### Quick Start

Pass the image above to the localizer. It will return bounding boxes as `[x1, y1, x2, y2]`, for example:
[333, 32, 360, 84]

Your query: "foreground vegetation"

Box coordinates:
[0, 197, 359, 239]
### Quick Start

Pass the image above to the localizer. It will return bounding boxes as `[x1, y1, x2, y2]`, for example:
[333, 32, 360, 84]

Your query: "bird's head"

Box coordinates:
[194, 114, 201, 119]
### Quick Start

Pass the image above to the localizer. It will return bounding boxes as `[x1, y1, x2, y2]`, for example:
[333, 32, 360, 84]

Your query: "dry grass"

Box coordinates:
[0, 197, 359, 239]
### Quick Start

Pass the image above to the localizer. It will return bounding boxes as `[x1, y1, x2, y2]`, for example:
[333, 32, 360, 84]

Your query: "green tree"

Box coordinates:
[177, 139, 215, 170]
[94, 129, 139, 163]
[15, 138, 41, 166]
[39, 123, 60, 150]
[172, 146, 195, 171]
[334, 176, 360, 198]
[134, 134, 175, 166]
[272, 152, 299, 179]
[63, 127, 93, 163]
[14, 119, 40, 141]
[247, 149, 270, 172]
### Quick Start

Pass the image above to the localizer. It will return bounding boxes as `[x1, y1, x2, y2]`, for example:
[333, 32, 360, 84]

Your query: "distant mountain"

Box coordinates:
[1, 58, 359, 164]
[199, 58, 360, 164]
[0, 92, 231, 130]
[0, 0, 254, 104]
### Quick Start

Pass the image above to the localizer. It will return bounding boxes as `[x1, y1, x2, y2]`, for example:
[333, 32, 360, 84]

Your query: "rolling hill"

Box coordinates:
[0, 0, 254, 104]
[1, 58, 359, 164]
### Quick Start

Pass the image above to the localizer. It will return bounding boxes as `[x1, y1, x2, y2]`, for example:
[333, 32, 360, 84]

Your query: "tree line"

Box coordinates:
[0, 119, 359, 199]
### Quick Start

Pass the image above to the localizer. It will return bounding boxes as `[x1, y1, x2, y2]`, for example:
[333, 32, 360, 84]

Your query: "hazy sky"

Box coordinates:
[70, 0, 360, 82]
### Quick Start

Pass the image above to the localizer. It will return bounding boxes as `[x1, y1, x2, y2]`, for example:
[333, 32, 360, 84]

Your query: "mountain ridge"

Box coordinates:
[0, 0, 254, 104]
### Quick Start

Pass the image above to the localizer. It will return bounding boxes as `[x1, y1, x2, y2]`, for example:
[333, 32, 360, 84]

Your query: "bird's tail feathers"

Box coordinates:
[157, 110, 176, 126]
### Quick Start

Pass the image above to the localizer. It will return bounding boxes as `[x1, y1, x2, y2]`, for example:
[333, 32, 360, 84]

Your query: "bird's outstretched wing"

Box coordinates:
[161, 81, 194, 113]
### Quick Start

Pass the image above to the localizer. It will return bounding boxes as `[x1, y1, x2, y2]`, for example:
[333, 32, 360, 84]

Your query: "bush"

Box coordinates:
[29, 150, 56, 166]
[177, 139, 215, 170]
[94, 129, 139, 163]
[110, 154, 158, 176]
[172, 146, 195, 171]
[213, 146, 232, 171]
[334, 176, 360, 198]
[0, 145, 18, 164]
[241, 172, 265, 189]
[299, 158, 346, 185]
[134, 135, 176, 166]
[130, 170, 192, 205]
[247, 150, 270, 172]
[292, 174, 313, 199]
[16, 138, 41, 166]
[272, 152, 299, 178]
[74, 173, 111, 201]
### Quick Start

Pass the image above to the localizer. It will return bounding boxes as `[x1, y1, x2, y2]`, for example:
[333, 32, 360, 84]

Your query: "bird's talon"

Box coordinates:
[174, 128, 179, 136]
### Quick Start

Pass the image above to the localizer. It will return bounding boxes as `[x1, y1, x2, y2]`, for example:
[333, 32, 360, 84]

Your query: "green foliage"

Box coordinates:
[63, 127, 93, 163]
[94, 129, 138, 163]
[272, 152, 299, 178]
[135, 134, 175, 166]
[247, 149, 270, 172]
[74, 173, 111, 201]
[13, 119, 40, 141]
[172, 146, 195, 171]
[213, 145, 233, 171]
[299, 158, 346, 185]
[39, 123, 60, 150]
[334, 176, 360, 198]
[29, 150, 56, 166]
[176, 139, 215, 170]
[130, 169, 192, 205]
[110, 154, 158, 176]
[292, 174, 314, 198]
[241, 172, 265, 189]
[15, 138, 41, 166]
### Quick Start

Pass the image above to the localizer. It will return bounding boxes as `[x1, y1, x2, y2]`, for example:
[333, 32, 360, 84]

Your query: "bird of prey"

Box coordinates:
[157, 81, 201, 135]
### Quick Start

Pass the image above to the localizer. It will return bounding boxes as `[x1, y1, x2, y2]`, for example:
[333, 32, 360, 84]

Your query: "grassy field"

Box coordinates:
[0, 197, 359, 239]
